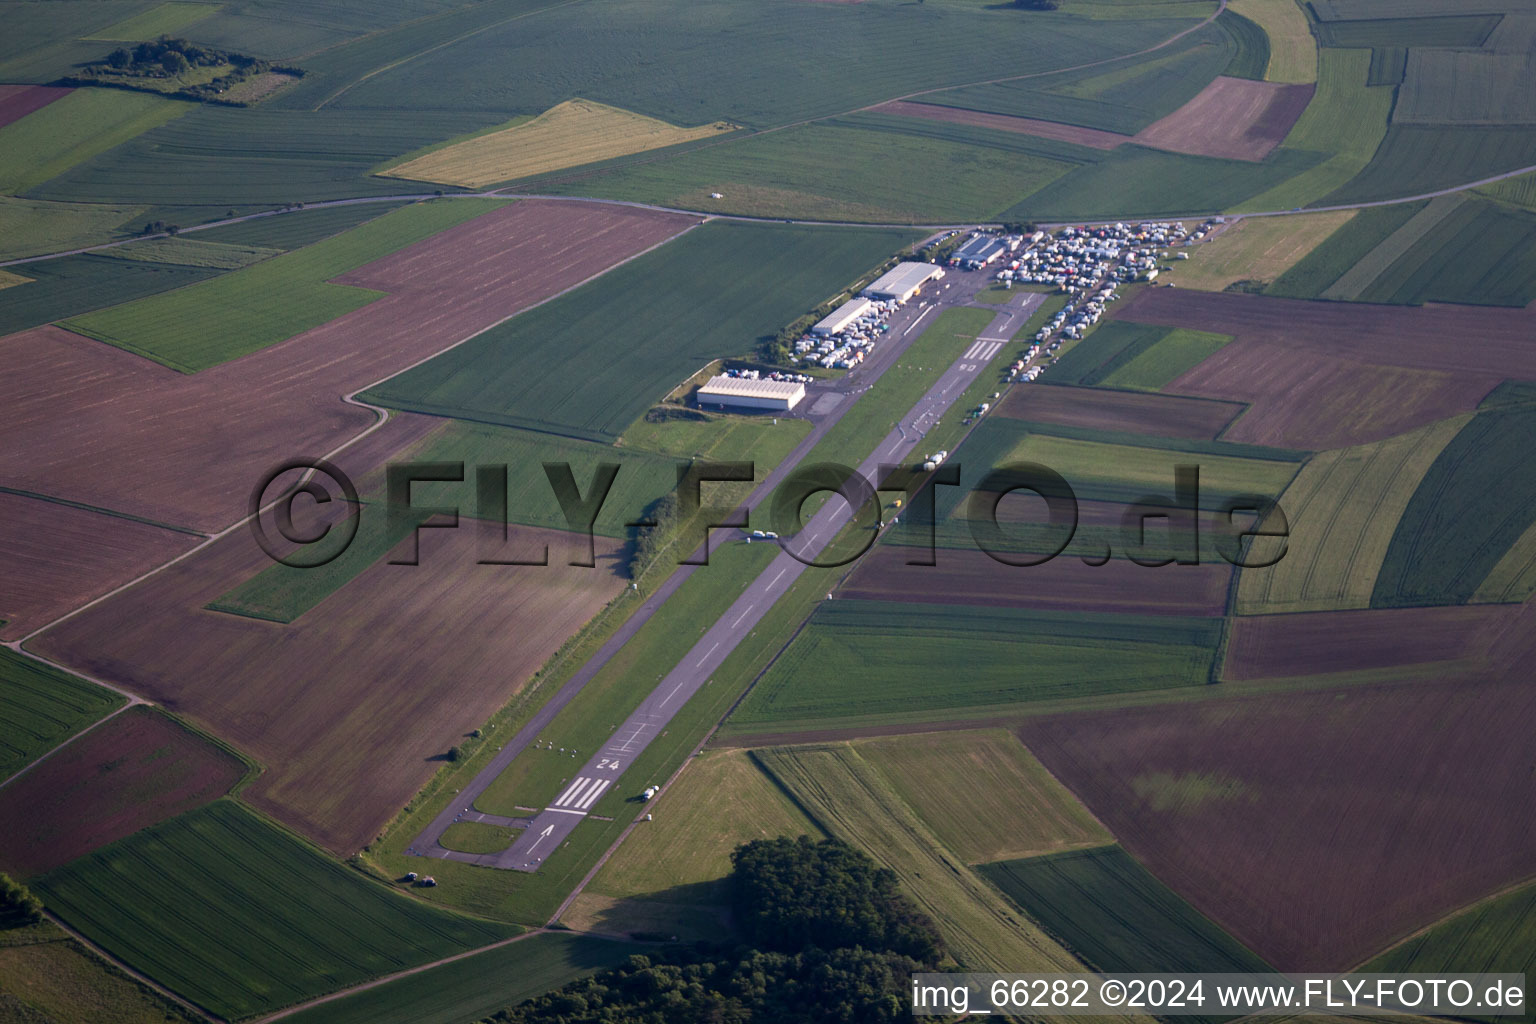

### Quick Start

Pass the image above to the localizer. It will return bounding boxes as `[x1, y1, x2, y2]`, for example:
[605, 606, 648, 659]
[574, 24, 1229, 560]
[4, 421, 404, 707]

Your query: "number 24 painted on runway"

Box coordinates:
[598, 758, 622, 770]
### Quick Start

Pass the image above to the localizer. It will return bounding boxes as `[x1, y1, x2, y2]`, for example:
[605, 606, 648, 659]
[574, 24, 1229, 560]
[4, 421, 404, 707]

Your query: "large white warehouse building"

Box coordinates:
[862, 262, 944, 303]
[811, 296, 874, 336]
[696, 375, 806, 412]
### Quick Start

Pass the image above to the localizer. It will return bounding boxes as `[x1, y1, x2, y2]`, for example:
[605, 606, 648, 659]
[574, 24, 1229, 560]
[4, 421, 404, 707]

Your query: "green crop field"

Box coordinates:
[547, 119, 1075, 224]
[1267, 201, 1427, 298]
[0, 195, 147, 262]
[1352, 198, 1536, 307]
[733, 601, 1223, 730]
[189, 201, 415, 250]
[1368, 45, 1408, 86]
[753, 743, 1086, 972]
[366, 221, 920, 443]
[1366, 880, 1536, 1022]
[1238, 49, 1395, 212]
[0, 89, 185, 197]
[1320, 193, 1469, 301]
[925, 23, 1231, 135]
[588, 748, 822, 901]
[84, 1, 220, 40]
[63, 199, 507, 371]
[33, 800, 515, 1020]
[1475, 517, 1536, 604]
[1312, 13, 1501, 48]
[1322, 126, 1536, 208]
[982, 428, 1300, 507]
[0, 253, 223, 339]
[1236, 416, 1469, 615]
[980, 846, 1270, 975]
[1395, 48, 1536, 126]
[1097, 328, 1232, 391]
[279, 932, 653, 1024]
[857, 730, 1112, 865]
[1005, 145, 1324, 222]
[1477, 168, 1536, 211]
[1373, 407, 1536, 608]
[1048, 320, 1175, 386]
[315, 0, 1199, 129]
[1216, 9, 1269, 80]
[27, 107, 506, 207]
[0, 650, 122, 779]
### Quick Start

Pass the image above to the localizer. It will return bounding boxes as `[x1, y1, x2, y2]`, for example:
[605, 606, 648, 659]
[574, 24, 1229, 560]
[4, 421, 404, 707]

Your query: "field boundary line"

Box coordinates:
[0, 696, 139, 792]
[253, 927, 547, 1023]
[1336, 870, 1536, 976]
[41, 909, 222, 1023]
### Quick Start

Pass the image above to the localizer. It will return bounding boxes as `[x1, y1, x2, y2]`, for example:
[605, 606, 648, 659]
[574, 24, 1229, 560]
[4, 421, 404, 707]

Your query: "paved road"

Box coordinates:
[497, 290, 1043, 871]
[408, 265, 1004, 864]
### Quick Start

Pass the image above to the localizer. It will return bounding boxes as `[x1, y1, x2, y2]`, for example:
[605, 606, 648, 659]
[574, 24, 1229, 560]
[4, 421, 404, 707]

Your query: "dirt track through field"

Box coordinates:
[0, 200, 697, 533]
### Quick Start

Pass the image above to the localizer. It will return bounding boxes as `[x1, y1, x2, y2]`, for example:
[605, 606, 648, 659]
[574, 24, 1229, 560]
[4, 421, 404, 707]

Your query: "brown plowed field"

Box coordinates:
[841, 544, 1231, 616]
[0, 706, 245, 878]
[1135, 78, 1313, 161]
[0, 201, 696, 532]
[1223, 604, 1522, 681]
[999, 383, 1244, 440]
[0, 84, 71, 128]
[1017, 669, 1536, 970]
[870, 100, 1128, 149]
[1117, 290, 1523, 448]
[0, 491, 199, 641]
[33, 516, 628, 854]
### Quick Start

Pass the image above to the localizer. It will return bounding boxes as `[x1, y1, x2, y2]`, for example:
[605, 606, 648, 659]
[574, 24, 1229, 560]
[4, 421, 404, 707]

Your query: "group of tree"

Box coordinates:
[485, 836, 946, 1023]
[0, 873, 43, 929]
[1012, 0, 1060, 8]
[105, 36, 244, 77]
[626, 490, 681, 580]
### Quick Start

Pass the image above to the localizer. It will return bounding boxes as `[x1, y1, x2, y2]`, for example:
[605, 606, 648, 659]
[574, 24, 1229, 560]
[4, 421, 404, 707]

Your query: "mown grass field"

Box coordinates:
[618, 410, 812, 467]
[0, 921, 199, 1024]
[63, 199, 506, 372]
[384, 99, 737, 188]
[103, 236, 281, 270]
[367, 221, 919, 442]
[1226, 0, 1315, 83]
[1238, 49, 1394, 212]
[1367, 880, 1536, 1021]
[1373, 407, 1536, 608]
[440, 821, 519, 854]
[34, 800, 515, 1020]
[0, 650, 121, 779]
[1167, 211, 1355, 292]
[1266, 201, 1426, 298]
[1236, 416, 1469, 615]
[549, 118, 1076, 223]
[0, 89, 185, 196]
[753, 743, 1088, 972]
[1098, 327, 1232, 391]
[981, 846, 1271, 975]
[0, 195, 146, 262]
[279, 932, 652, 1024]
[588, 748, 822, 900]
[83, 2, 220, 40]
[732, 602, 1223, 731]
[857, 730, 1111, 865]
